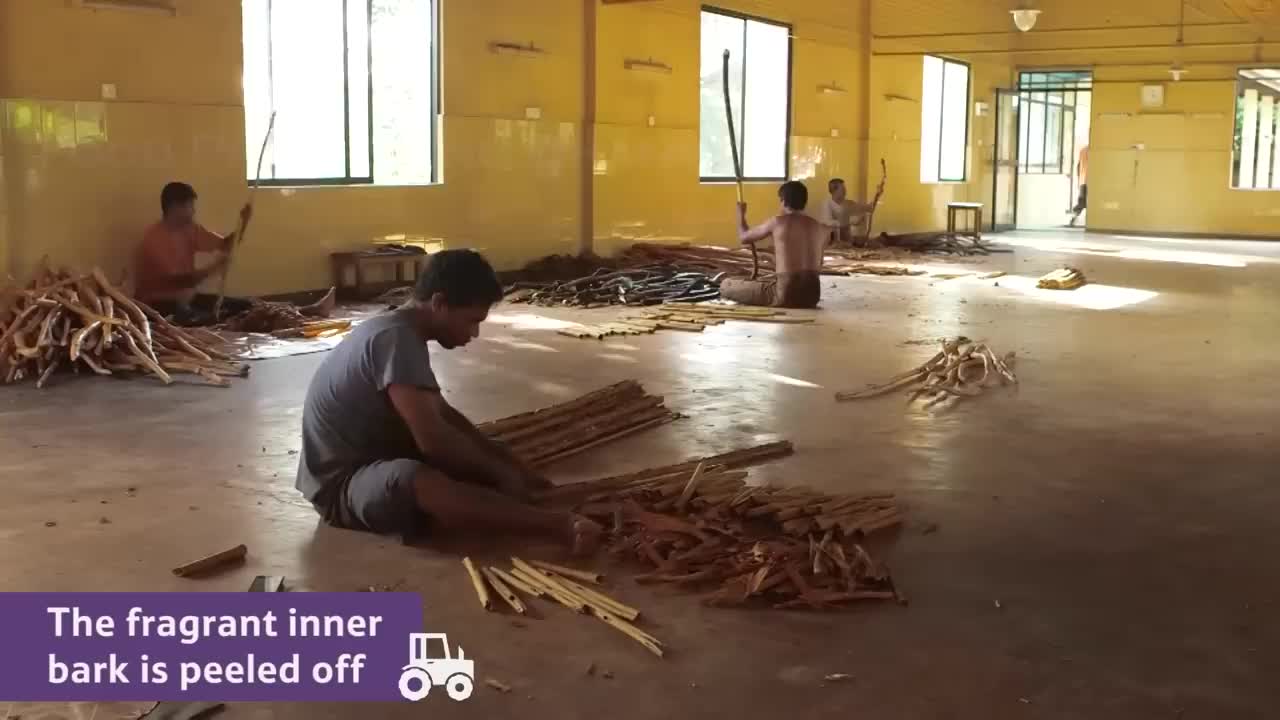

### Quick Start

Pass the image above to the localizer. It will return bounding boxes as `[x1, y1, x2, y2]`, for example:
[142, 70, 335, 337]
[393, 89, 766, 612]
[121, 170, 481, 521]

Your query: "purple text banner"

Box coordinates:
[0, 593, 424, 701]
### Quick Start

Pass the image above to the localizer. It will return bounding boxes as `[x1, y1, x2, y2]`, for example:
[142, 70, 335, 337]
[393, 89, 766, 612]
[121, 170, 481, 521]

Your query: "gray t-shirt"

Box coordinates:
[295, 310, 438, 507]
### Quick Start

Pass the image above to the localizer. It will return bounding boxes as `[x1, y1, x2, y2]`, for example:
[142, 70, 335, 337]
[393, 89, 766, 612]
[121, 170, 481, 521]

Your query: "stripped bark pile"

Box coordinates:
[222, 288, 347, 337]
[557, 302, 813, 340]
[0, 266, 248, 388]
[477, 380, 680, 467]
[463, 557, 666, 657]
[537, 441, 905, 613]
[505, 266, 723, 308]
[835, 337, 1018, 411]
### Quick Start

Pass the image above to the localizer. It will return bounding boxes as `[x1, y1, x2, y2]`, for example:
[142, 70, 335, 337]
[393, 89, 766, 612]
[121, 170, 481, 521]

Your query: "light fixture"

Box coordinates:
[624, 58, 672, 74]
[76, 0, 176, 15]
[1010, 8, 1040, 32]
[489, 42, 545, 58]
[817, 83, 847, 95]
[1169, 63, 1188, 81]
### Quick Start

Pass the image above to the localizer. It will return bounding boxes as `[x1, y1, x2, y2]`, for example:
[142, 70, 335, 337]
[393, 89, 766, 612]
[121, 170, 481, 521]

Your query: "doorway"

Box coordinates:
[990, 71, 1092, 231]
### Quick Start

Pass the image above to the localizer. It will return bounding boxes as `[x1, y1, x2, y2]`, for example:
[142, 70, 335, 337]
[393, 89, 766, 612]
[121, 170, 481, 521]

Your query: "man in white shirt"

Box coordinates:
[816, 178, 876, 247]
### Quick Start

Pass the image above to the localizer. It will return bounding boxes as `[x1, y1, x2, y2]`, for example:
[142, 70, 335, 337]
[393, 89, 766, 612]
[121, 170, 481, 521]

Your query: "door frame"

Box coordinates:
[990, 88, 1020, 232]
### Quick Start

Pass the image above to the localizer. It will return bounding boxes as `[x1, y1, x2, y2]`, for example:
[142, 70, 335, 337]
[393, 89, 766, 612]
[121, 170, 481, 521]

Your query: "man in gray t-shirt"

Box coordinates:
[296, 249, 601, 553]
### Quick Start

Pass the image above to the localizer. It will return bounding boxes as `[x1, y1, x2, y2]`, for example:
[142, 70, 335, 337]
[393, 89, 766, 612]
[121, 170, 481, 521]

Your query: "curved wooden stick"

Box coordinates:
[722, 50, 758, 280]
[214, 111, 276, 319]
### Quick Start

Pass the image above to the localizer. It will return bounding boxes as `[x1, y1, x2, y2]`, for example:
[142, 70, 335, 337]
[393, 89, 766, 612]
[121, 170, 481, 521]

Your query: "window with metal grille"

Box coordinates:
[242, 0, 438, 186]
[698, 7, 792, 181]
[920, 55, 970, 183]
[1232, 68, 1280, 189]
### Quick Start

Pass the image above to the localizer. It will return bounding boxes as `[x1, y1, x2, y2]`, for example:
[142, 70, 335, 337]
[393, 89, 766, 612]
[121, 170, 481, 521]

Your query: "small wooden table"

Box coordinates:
[946, 202, 984, 243]
[331, 249, 428, 300]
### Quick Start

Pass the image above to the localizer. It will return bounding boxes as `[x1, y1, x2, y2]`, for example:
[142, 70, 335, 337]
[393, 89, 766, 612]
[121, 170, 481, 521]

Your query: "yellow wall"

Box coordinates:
[591, 0, 869, 254]
[0, 0, 870, 294]
[1, 0, 586, 293]
[867, 55, 1011, 233]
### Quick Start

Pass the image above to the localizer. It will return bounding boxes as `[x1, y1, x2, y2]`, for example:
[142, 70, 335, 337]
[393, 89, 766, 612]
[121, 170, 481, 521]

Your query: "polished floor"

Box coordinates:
[2, 230, 1277, 719]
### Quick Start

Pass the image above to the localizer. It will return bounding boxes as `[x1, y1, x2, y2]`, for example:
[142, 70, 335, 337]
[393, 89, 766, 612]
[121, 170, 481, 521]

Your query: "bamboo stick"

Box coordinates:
[528, 560, 604, 585]
[480, 567, 527, 615]
[462, 557, 493, 611]
[172, 544, 247, 577]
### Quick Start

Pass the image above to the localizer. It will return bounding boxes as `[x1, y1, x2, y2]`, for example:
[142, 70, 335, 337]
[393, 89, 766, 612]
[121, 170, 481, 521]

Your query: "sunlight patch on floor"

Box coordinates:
[765, 373, 823, 389]
[487, 312, 580, 331]
[998, 275, 1159, 310]
[485, 336, 560, 353]
[997, 237, 1259, 268]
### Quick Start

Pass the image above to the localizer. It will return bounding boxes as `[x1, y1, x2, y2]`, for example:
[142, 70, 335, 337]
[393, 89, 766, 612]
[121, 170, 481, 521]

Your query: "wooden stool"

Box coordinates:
[331, 250, 428, 300]
[946, 202, 984, 243]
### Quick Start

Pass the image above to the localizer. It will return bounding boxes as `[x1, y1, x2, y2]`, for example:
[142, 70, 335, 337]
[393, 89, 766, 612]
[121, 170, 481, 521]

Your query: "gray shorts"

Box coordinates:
[325, 458, 430, 538]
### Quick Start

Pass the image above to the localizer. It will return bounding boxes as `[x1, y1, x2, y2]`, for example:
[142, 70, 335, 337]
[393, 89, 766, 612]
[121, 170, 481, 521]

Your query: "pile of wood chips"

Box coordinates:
[478, 380, 681, 467]
[836, 337, 1018, 411]
[0, 266, 247, 388]
[556, 302, 813, 340]
[539, 441, 905, 613]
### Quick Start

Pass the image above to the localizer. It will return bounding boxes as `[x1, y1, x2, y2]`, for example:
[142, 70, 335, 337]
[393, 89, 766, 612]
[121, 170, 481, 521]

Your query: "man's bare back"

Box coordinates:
[766, 212, 826, 274]
[723, 181, 825, 309]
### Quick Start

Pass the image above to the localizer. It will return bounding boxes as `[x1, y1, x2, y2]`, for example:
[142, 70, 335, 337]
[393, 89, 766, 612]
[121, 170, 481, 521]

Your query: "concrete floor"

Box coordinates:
[2, 230, 1278, 719]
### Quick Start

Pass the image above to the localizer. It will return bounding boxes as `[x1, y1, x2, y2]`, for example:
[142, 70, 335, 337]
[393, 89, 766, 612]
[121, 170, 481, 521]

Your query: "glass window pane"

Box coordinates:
[920, 55, 943, 182]
[242, 0, 272, 179]
[347, 0, 372, 179]
[371, 0, 435, 185]
[1239, 88, 1259, 189]
[939, 60, 968, 181]
[741, 20, 788, 178]
[1026, 97, 1045, 169]
[269, 0, 347, 179]
[699, 11, 745, 178]
[1018, 93, 1029, 172]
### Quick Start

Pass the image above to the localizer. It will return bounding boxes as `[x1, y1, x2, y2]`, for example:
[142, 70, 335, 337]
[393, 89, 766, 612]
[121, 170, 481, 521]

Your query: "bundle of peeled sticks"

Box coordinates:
[0, 265, 247, 388]
[537, 441, 904, 612]
[478, 380, 680, 467]
[835, 337, 1017, 410]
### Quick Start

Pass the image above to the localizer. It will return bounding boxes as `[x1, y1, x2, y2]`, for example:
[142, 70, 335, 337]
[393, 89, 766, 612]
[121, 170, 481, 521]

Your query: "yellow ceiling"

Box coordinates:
[872, 0, 1252, 37]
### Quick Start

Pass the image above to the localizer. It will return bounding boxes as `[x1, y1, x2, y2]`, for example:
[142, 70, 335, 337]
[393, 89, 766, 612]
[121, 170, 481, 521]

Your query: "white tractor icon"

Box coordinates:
[398, 633, 475, 702]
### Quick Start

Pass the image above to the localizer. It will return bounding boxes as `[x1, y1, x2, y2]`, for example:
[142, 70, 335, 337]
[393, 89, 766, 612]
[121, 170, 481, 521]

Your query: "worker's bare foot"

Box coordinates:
[568, 515, 604, 556]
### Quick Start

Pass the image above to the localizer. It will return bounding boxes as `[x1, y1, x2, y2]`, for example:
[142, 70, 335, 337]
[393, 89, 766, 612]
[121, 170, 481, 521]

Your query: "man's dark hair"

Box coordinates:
[160, 182, 197, 215]
[413, 249, 504, 307]
[828, 178, 845, 193]
[778, 181, 808, 211]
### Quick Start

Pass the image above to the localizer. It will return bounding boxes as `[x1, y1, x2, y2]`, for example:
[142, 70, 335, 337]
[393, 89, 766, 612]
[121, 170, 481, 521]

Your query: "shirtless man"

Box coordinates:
[718, 181, 826, 309]
[296, 249, 602, 552]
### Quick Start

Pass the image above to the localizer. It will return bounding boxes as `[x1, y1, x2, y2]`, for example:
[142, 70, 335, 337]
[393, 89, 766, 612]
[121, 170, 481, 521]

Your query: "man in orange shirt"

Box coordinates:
[135, 182, 253, 324]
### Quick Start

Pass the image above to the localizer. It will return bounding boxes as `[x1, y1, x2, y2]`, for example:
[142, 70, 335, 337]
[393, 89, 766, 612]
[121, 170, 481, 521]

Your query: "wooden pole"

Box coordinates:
[213, 111, 276, 319]
[722, 50, 758, 280]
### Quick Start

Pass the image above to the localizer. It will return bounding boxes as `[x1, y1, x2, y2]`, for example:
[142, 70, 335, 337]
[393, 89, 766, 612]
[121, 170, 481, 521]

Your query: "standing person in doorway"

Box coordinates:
[1069, 145, 1089, 227]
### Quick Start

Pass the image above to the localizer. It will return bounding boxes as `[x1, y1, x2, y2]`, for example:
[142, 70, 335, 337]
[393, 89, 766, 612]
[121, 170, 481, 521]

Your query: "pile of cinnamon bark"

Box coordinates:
[478, 380, 680, 467]
[538, 441, 905, 611]
[0, 265, 247, 388]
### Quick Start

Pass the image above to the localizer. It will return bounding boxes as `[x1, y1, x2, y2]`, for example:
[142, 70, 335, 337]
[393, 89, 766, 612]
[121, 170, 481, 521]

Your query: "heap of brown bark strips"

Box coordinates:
[477, 380, 681, 467]
[0, 265, 246, 389]
[537, 441, 906, 611]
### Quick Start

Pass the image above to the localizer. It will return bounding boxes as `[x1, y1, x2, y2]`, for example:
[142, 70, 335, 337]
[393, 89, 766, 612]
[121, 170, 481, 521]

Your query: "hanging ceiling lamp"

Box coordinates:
[1010, 8, 1041, 32]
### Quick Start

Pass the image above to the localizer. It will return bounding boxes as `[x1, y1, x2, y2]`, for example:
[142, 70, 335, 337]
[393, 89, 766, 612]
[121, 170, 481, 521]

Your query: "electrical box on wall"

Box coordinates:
[1140, 84, 1165, 109]
[974, 101, 989, 117]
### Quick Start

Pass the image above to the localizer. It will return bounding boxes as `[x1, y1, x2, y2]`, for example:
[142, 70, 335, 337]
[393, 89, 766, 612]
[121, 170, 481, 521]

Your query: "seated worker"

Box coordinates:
[296, 249, 603, 553]
[817, 178, 876, 247]
[134, 181, 253, 324]
[719, 181, 825, 309]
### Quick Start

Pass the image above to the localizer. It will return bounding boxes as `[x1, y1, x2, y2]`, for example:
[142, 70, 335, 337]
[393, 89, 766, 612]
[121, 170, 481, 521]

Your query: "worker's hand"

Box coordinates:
[567, 514, 604, 556]
[239, 202, 254, 225]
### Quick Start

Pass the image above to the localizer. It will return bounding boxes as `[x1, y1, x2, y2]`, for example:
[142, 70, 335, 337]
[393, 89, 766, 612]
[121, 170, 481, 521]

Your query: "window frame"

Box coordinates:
[698, 5, 794, 183]
[921, 54, 972, 184]
[245, 0, 440, 188]
[1231, 65, 1280, 191]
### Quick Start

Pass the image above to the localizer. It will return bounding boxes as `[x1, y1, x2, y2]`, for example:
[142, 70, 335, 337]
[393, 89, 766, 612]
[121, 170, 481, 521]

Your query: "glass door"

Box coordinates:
[990, 89, 1019, 231]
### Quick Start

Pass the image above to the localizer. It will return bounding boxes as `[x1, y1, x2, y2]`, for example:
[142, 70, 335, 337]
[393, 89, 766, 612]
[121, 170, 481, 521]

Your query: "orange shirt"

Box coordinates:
[134, 221, 225, 303]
